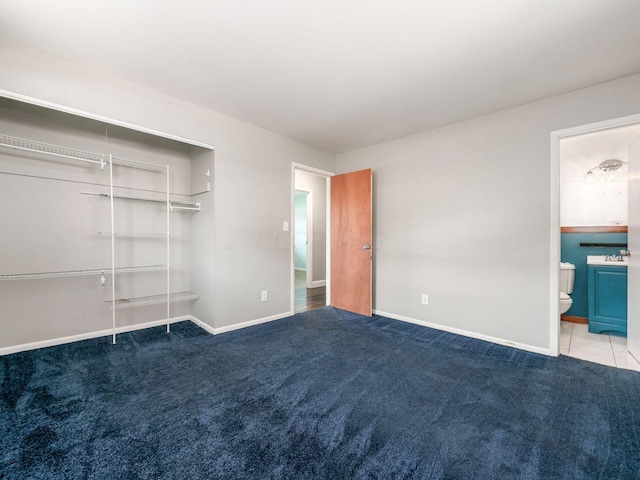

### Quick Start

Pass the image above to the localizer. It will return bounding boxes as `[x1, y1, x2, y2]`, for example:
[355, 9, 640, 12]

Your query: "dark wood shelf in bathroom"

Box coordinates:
[561, 226, 627, 233]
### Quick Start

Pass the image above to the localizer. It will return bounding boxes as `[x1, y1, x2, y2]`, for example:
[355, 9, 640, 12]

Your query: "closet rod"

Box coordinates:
[170, 206, 201, 212]
[0, 265, 166, 281]
[98, 232, 169, 238]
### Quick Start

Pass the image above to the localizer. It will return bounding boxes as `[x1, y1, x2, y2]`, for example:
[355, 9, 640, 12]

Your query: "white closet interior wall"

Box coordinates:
[0, 98, 210, 350]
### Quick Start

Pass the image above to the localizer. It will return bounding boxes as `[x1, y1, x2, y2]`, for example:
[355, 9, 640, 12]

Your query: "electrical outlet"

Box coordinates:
[261, 290, 268, 301]
[421, 294, 429, 305]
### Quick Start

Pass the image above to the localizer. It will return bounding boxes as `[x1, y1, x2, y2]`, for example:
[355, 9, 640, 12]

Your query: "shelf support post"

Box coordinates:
[109, 154, 117, 344]
[166, 165, 171, 334]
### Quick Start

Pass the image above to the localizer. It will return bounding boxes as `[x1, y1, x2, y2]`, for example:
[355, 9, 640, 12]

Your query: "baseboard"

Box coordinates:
[3, 309, 552, 358]
[561, 314, 588, 324]
[189, 315, 216, 335]
[206, 312, 294, 335]
[309, 280, 326, 288]
[0, 315, 191, 356]
[373, 310, 552, 357]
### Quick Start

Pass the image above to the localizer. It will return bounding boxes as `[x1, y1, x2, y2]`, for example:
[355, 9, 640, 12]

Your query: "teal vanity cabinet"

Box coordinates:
[587, 264, 627, 336]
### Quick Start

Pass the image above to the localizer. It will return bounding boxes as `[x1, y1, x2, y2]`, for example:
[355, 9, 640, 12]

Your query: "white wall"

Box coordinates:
[4, 33, 640, 354]
[337, 73, 640, 352]
[0, 35, 336, 339]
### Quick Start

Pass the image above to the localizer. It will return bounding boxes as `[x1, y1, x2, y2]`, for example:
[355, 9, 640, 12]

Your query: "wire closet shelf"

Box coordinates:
[0, 133, 107, 167]
[107, 292, 200, 310]
[80, 191, 201, 211]
[0, 134, 169, 172]
[1, 130, 201, 344]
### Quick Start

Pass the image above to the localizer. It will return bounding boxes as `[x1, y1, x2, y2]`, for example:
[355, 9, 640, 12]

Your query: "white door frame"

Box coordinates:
[291, 163, 334, 313]
[550, 112, 640, 356]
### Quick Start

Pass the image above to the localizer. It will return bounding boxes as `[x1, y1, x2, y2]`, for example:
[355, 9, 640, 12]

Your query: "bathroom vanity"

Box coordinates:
[587, 255, 628, 336]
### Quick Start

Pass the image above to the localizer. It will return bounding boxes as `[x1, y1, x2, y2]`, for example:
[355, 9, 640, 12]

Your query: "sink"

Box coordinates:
[587, 255, 629, 267]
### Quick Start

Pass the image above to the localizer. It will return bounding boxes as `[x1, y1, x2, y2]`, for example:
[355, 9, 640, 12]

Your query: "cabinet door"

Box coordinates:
[588, 266, 628, 335]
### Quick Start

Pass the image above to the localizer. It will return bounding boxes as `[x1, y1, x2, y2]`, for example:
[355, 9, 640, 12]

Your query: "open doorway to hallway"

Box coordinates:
[292, 165, 332, 313]
[295, 270, 326, 313]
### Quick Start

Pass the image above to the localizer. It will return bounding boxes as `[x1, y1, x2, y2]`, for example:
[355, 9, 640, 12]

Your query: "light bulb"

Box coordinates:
[584, 171, 595, 185]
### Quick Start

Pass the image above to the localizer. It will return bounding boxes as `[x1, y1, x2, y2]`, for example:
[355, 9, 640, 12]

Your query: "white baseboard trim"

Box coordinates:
[0, 315, 191, 356]
[214, 312, 293, 335]
[2, 309, 550, 358]
[190, 311, 293, 336]
[309, 280, 326, 288]
[189, 315, 216, 335]
[374, 310, 552, 357]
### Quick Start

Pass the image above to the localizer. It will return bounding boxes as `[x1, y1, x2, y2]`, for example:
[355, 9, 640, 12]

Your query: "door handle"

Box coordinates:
[363, 244, 372, 250]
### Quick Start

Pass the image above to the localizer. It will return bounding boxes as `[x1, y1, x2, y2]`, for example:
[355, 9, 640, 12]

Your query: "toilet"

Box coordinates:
[560, 262, 575, 314]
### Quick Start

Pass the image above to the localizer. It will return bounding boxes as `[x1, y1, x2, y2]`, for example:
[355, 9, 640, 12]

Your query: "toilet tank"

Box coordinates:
[560, 262, 575, 294]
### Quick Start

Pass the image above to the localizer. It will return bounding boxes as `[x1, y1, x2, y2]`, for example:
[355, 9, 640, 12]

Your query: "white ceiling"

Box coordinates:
[1, 0, 640, 153]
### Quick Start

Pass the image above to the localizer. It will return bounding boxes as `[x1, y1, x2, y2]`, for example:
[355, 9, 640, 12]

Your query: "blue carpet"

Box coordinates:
[1, 307, 640, 479]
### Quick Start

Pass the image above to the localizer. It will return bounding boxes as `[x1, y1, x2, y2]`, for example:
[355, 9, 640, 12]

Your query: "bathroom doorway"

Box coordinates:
[553, 115, 640, 370]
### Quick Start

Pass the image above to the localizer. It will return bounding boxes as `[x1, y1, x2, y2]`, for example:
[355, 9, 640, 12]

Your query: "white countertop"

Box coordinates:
[587, 255, 629, 267]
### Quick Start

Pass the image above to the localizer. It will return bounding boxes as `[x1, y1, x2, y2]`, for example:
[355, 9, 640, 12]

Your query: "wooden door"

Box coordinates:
[331, 169, 372, 316]
[628, 135, 640, 362]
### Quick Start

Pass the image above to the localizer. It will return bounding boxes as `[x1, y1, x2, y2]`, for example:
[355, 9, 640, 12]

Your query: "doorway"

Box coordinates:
[552, 113, 640, 370]
[292, 164, 333, 313]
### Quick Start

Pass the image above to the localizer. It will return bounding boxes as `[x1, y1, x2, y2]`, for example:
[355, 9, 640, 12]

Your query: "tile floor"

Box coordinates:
[561, 321, 640, 371]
